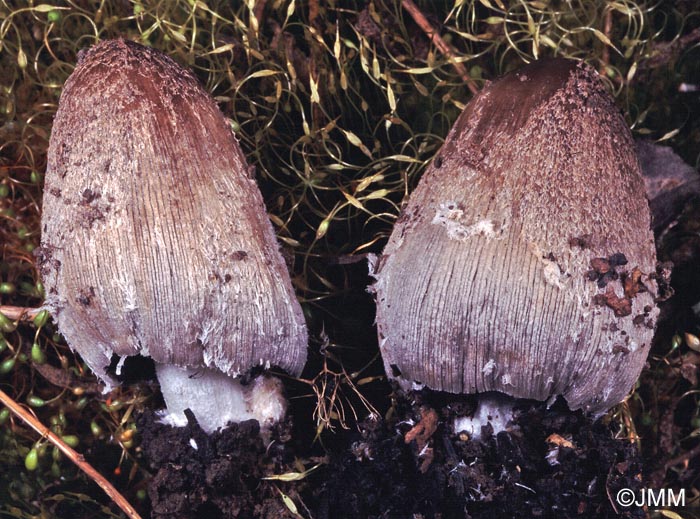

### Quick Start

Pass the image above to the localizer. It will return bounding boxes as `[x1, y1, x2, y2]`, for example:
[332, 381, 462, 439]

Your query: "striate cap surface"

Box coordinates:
[40, 39, 308, 386]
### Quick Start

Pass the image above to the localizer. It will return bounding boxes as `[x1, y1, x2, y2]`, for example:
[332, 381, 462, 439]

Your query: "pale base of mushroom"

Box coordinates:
[453, 392, 515, 441]
[155, 363, 287, 434]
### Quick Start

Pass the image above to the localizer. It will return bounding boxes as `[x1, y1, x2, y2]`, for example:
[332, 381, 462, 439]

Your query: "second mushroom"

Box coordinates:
[372, 58, 659, 434]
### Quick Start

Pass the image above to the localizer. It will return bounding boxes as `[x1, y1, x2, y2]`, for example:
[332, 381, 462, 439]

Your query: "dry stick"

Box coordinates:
[401, 0, 479, 96]
[0, 305, 41, 321]
[0, 388, 142, 519]
[642, 26, 700, 71]
[309, 0, 320, 24]
[600, 8, 612, 75]
[665, 443, 700, 471]
[253, 0, 267, 28]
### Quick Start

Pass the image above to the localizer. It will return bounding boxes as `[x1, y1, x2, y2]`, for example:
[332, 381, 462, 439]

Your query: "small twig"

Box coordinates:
[309, 0, 319, 25]
[664, 443, 700, 471]
[401, 0, 479, 95]
[605, 464, 620, 515]
[326, 253, 369, 265]
[0, 305, 41, 321]
[0, 388, 142, 519]
[641, 27, 700, 71]
[253, 0, 267, 28]
[600, 8, 612, 75]
[33, 362, 102, 395]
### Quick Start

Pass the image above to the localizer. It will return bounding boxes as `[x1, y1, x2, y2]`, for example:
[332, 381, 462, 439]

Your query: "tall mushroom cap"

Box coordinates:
[39, 39, 307, 389]
[372, 58, 658, 414]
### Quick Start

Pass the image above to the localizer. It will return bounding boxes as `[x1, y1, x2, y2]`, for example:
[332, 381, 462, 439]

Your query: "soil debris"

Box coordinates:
[595, 285, 633, 317]
[137, 410, 296, 519]
[312, 387, 645, 518]
[404, 406, 439, 473]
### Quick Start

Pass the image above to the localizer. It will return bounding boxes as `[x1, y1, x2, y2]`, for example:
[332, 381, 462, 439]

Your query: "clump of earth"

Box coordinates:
[138, 386, 644, 519]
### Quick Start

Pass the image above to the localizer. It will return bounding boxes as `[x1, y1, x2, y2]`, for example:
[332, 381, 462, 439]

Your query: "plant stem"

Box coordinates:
[401, 0, 479, 95]
[0, 305, 41, 321]
[0, 388, 142, 519]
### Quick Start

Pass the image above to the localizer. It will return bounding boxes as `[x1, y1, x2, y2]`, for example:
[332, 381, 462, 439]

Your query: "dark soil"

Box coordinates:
[138, 388, 645, 519]
[137, 410, 297, 518]
[312, 388, 645, 519]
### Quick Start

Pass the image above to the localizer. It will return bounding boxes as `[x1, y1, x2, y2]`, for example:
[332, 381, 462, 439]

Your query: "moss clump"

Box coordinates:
[1, 1, 698, 517]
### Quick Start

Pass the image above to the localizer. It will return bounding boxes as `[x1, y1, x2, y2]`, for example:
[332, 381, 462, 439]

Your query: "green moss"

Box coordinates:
[0, 0, 697, 516]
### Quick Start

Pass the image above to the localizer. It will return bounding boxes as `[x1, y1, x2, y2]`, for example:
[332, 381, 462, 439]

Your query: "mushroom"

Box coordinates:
[38, 39, 308, 433]
[371, 58, 658, 436]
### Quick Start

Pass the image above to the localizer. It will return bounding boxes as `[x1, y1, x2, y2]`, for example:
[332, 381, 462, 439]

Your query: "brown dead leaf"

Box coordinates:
[33, 362, 101, 394]
[546, 433, 575, 449]
[590, 257, 611, 274]
[598, 285, 632, 317]
[404, 407, 439, 473]
[405, 407, 439, 446]
[623, 267, 643, 299]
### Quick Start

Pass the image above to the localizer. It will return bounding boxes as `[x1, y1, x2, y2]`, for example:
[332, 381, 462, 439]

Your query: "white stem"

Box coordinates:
[155, 363, 287, 434]
[453, 392, 515, 440]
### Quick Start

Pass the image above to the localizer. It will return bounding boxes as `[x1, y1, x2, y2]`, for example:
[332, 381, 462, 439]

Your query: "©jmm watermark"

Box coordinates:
[616, 487, 686, 508]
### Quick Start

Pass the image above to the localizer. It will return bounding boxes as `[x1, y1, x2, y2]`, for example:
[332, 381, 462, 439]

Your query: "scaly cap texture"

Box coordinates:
[40, 39, 308, 386]
[372, 58, 658, 414]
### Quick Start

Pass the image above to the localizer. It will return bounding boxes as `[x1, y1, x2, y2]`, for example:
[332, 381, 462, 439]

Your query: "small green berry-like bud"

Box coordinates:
[671, 334, 682, 351]
[17, 49, 27, 70]
[31, 343, 46, 364]
[33, 310, 49, 329]
[90, 421, 103, 437]
[24, 448, 39, 471]
[0, 313, 16, 333]
[26, 395, 46, 408]
[61, 435, 79, 448]
[0, 358, 16, 374]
